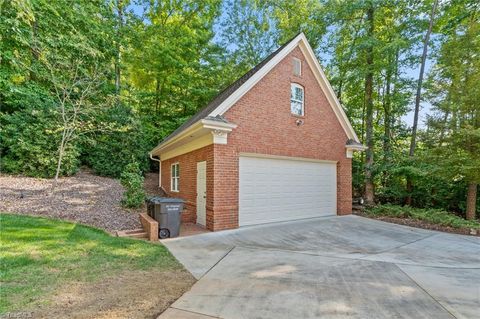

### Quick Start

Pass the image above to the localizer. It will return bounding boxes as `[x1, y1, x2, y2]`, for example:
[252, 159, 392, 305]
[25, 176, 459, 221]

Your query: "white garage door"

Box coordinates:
[239, 156, 337, 226]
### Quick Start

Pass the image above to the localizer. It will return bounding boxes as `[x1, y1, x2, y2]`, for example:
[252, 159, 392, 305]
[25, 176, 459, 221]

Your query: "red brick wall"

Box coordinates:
[159, 46, 353, 231]
[212, 47, 352, 230]
[161, 145, 214, 224]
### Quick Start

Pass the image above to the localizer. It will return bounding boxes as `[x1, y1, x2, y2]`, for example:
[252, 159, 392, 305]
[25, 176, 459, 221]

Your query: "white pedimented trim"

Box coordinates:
[211, 130, 229, 144]
[345, 144, 367, 158]
[201, 118, 237, 130]
[150, 121, 203, 156]
[160, 134, 212, 161]
[150, 120, 237, 157]
[208, 33, 361, 143]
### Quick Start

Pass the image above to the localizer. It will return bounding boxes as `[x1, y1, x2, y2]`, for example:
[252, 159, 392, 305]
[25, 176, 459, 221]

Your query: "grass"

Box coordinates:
[0, 213, 181, 314]
[364, 204, 480, 230]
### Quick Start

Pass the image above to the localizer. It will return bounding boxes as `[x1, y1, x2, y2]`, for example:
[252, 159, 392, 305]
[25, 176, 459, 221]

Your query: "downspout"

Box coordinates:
[149, 153, 161, 188]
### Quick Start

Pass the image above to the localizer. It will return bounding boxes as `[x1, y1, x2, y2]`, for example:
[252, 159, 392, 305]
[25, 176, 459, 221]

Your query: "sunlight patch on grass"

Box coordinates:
[0, 213, 181, 314]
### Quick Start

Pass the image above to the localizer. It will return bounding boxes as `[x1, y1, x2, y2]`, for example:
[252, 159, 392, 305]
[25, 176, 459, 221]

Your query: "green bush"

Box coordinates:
[365, 204, 480, 229]
[120, 162, 145, 208]
[82, 104, 149, 178]
[1, 101, 80, 178]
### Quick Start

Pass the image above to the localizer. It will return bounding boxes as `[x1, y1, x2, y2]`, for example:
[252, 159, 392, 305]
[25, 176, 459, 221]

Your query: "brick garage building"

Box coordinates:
[150, 33, 365, 231]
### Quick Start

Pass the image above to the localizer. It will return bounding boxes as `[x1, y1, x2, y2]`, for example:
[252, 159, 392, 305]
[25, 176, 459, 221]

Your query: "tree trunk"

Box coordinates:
[409, 0, 438, 156]
[364, 3, 375, 205]
[115, 0, 124, 97]
[466, 183, 477, 220]
[30, 20, 39, 81]
[155, 78, 160, 112]
[382, 57, 392, 187]
[52, 130, 67, 193]
[406, 0, 438, 205]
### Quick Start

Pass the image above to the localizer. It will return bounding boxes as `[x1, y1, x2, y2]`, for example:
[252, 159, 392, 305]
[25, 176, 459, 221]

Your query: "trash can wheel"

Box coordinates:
[159, 228, 170, 239]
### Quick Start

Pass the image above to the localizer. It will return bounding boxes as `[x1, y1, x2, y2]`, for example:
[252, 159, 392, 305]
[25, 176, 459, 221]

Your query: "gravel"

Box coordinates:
[0, 169, 144, 232]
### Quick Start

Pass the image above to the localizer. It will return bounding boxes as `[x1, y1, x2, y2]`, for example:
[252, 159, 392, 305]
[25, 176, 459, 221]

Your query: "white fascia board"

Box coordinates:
[208, 32, 361, 144]
[296, 35, 360, 143]
[150, 120, 238, 156]
[150, 121, 204, 155]
[208, 34, 305, 117]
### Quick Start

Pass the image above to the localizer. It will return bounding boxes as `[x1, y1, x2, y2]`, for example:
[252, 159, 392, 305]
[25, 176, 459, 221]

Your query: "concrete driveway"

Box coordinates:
[159, 215, 480, 319]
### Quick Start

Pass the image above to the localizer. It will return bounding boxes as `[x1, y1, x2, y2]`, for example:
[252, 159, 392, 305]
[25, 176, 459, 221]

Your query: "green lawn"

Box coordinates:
[0, 213, 181, 314]
[364, 204, 480, 230]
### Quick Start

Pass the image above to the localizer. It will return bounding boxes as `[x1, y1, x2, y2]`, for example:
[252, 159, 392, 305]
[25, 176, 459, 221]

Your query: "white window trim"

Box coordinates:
[171, 163, 179, 192]
[293, 57, 302, 76]
[291, 83, 305, 116]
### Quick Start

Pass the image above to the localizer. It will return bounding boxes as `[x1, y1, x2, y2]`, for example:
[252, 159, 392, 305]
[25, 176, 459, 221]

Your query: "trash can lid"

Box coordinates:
[148, 196, 184, 203]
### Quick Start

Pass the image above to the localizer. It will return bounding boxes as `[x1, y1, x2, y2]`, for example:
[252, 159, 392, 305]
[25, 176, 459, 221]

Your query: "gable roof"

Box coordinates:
[151, 33, 360, 155]
[158, 33, 300, 147]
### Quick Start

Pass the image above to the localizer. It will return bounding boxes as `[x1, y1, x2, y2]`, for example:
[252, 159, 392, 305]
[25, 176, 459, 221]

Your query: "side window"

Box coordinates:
[171, 163, 179, 192]
[290, 83, 304, 116]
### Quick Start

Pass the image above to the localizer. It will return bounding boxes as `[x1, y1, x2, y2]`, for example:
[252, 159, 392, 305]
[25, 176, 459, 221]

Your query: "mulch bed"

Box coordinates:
[144, 172, 167, 197]
[0, 169, 148, 232]
[354, 210, 479, 237]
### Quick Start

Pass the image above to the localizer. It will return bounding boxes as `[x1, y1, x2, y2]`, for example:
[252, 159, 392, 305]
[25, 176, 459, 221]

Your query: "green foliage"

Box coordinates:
[83, 105, 149, 177]
[0, 0, 477, 220]
[365, 204, 480, 229]
[0, 213, 181, 313]
[0, 93, 80, 177]
[125, 0, 228, 132]
[120, 162, 145, 208]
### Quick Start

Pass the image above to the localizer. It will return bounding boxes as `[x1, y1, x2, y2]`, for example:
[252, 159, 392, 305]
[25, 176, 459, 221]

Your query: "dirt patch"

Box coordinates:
[354, 211, 479, 236]
[0, 169, 141, 232]
[32, 269, 196, 319]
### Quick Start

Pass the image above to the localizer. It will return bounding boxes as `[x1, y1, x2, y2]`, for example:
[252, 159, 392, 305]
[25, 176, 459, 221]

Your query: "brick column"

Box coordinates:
[337, 157, 352, 215]
[210, 144, 239, 231]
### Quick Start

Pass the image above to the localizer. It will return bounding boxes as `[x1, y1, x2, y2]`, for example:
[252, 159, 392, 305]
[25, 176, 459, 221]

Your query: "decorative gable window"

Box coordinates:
[290, 83, 304, 116]
[293, 58, 302, 76]
[171, 163, 179, 192]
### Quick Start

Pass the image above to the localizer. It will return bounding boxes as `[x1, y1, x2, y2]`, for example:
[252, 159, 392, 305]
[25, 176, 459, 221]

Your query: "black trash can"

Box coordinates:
[147, 197, 184, 239]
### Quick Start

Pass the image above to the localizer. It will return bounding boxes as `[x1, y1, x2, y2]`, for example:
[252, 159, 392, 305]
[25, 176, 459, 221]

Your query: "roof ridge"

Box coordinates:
[154, 32, 303, 148]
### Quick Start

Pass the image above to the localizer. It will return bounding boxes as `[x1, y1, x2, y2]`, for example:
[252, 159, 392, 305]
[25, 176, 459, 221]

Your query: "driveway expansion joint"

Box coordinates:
[229, 244, 480, 269]
[395, 264, 459, 319]
[164, 217, 479, 318]
[170, 306, 222, 318]
[199, 246, 236, 280]
[364, 232, 437, 256]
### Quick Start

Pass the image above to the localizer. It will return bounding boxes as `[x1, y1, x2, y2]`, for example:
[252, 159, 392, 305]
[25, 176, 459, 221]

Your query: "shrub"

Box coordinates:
[120, 162, 145, 208]
[365, 204, 480, 229]
[1, 102, 80, 178]
[82, 104, 149, 178]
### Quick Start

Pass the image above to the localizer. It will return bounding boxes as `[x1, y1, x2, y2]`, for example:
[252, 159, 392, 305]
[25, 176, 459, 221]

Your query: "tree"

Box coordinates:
[406, 0, 439, 205]
[0, 0, 116, 181]
[426, 1, 480, 219]
[125, 0, 225, 131]
[363, 1, 376, 205]
[47, 61, 106, 191]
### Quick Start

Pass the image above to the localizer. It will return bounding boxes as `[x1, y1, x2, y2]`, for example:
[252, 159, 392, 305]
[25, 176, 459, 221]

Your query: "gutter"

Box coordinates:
[149, 153, 162, 187]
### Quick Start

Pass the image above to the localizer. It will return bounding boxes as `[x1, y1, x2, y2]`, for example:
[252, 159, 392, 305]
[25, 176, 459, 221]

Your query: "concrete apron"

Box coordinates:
[160, 215, 480, 319]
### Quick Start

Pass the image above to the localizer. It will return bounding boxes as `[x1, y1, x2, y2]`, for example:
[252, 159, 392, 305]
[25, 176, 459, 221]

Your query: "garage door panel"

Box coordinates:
[239, 156, 337, 226]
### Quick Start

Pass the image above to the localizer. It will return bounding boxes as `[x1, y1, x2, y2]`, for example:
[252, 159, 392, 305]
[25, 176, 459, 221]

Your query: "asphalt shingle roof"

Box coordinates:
[157, 33, 301, 147]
